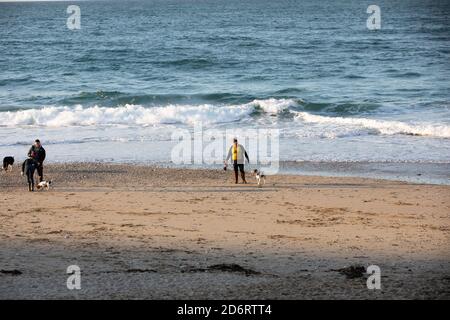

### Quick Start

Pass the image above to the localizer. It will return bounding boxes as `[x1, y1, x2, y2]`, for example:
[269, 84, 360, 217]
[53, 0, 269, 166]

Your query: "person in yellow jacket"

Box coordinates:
[225, 138, 250, 184]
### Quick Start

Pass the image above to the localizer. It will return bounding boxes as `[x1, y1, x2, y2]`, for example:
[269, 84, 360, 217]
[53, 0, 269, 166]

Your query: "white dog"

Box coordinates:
[252, 169, 266, 187]
[36, 180, 52, 191]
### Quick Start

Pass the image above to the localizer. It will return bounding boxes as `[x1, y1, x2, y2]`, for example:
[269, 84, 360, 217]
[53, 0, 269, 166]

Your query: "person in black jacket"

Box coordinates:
[28, 139, 46, 182]
[21, 157, 38, 192]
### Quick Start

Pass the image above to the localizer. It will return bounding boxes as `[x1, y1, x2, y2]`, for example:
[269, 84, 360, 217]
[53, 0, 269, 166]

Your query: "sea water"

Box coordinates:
[0, 0, 449, 184]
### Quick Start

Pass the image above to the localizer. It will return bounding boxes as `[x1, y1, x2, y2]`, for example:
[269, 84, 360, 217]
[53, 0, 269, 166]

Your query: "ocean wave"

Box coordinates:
[0, 77, 32, 87]
[250, 98, 298, 114]
[0, 99, 297, 127]
[294, 112, 450, 138]
[156, 57, 216, 68]
[57, 91, 259, 106]
[1, 99, 448, 139]
[299, 101, 380, 115]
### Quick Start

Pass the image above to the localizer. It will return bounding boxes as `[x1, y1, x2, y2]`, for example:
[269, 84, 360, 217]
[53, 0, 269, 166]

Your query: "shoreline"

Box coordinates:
[4, 160, 450, 186]
[1, 163, 449, 299]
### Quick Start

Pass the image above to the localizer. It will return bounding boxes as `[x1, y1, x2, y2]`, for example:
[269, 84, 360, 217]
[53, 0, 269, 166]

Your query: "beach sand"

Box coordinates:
[0, 163, 449, 299]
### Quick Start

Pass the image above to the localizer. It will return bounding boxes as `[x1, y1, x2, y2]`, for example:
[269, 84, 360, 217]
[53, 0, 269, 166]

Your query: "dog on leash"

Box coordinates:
[36, 180, 52, 191]
[3, 156, 14, 171]
[252, 169, 266, 187]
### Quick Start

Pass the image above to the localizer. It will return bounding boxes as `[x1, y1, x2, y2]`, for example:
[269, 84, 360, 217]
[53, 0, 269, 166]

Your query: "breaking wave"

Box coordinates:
[1, 98, 449, 138]
[0, 99, 297, 127]
[294, 112, 450, 138]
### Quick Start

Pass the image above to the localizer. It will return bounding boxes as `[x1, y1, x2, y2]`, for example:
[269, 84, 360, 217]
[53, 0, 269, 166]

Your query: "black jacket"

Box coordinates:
[22, 158, 37, 174]
[28, 145, 46, 164]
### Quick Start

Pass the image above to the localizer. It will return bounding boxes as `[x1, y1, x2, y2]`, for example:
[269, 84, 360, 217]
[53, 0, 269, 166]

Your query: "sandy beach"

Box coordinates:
[0, 163, 449, 299]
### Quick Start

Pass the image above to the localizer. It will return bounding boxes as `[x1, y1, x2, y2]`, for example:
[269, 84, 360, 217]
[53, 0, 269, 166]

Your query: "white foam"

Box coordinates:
[0, 103, 251, 127]
[1, 100, 449, 139]
[249, 98, 298, 114]
[0, 98, 297, 128]
[294, 112, 450, 138]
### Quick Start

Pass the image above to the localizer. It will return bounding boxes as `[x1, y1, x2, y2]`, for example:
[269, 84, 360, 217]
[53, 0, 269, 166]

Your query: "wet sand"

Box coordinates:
[0, 163, 449, 299]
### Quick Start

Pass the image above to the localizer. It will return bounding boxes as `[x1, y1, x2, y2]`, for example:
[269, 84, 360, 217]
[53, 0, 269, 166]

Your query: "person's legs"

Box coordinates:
[27, 168, 34, 191]
[37, 164, 43, 182]
[233, 161, 239, 183]
[239, 164, 247, 183]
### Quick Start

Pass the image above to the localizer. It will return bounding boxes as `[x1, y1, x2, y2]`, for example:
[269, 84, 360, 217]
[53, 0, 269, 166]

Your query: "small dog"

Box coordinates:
[253, 169, 266, 187]
[36, 180, 52, 191]
[3, 156, 14, 171]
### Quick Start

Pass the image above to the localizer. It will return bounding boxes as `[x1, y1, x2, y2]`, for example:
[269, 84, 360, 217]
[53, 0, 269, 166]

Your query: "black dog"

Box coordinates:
[22, 158, 37, 192]
[3, 156, 14, 171]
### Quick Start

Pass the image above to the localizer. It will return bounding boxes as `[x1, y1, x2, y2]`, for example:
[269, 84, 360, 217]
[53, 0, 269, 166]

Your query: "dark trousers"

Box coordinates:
[233, 161, 246, 183]
[36, 163, 44, 182]
[26, 167, 35, 191]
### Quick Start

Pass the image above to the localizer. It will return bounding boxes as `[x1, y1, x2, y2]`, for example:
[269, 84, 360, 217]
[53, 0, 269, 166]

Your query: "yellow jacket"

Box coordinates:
[226, 144, 249, 164]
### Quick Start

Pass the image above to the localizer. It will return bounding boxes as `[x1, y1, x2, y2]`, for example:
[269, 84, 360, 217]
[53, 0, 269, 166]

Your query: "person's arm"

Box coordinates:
[22, 160, 25, 174]
[225, 146, 232, 162]
[27, 146, 33, 157]
[40, 148, 46, 163]
[240, 145, 249, 163]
